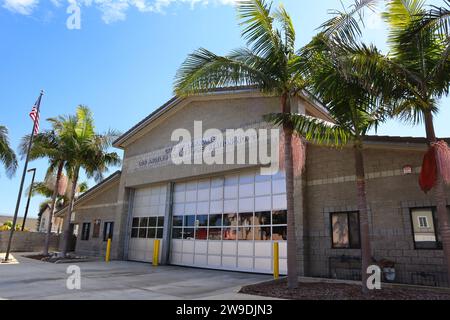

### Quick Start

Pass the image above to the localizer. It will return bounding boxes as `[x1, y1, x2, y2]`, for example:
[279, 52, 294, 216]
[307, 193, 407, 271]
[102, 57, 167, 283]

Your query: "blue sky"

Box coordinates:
[0, 0, 448, 220]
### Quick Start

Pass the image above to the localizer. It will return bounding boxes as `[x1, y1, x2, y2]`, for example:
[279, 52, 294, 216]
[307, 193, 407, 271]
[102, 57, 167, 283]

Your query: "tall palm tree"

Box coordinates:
[0, 125, 17, 178]
[59, 106, 120, 256]
[267, 32, 389, 292]
[20, 130, 69, 255]
[328, 0, 450, 286]
[174, 0, 305, 289]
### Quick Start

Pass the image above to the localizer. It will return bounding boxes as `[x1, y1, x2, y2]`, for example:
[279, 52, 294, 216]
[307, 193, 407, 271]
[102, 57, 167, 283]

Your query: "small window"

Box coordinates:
[148, 217, 157, 227]
[239, 213, 254, 226]
[209, 214, 222, 227]
[223, 227, 237, 240]
[147, 228, 156, 238]
[103, 222, 114, 241]
[92, 219, 101, 238]
[139, 217, 149, 228]
[172, 216, 183, 227]
[81, 223, 91, 241]
[238, 226, 253, 240]
[272, 226, 287, 240]
[418, 216, 429, 228]
[196, 215, 208, 227]
[156, 228, 164, 239]
[255, 211, 271, 226]
[184, 215, 195, 227]
[411, 208, 441, 249]
[223, 213, 238, 226]
[172, 228, 182, 239]
[208, 228, 222, 240]
[195, 227, 208, 240]
[272, 210, 287, 225]
[254, 226, 271, 240]
[331, 212, 360, 249]
[157, 216, 165, 228]
[138, 228, 147, 238]
[183, 228, 195, 240]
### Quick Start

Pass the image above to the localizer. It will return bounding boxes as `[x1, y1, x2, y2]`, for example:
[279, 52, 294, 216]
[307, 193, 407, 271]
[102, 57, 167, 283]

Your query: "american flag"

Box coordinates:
[29, 94, 42, 135]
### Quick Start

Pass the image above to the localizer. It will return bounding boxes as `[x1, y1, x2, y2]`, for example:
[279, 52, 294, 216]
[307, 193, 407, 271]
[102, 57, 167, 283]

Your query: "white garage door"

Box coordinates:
[170, 170, 288, 274]
[128, 185, 166, 263]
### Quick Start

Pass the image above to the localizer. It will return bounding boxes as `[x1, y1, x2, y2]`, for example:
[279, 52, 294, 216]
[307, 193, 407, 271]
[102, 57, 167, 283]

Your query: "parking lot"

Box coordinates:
[0, 253, 274, 300]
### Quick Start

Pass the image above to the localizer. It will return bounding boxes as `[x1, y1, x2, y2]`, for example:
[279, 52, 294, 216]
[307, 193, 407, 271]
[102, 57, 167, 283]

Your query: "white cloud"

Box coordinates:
[2, 0, 38, 15]
[50, 0, 62, 7]
[84, 0, 237, 23]
[2, 0, 238, 22]
[97, 0, 129, 23]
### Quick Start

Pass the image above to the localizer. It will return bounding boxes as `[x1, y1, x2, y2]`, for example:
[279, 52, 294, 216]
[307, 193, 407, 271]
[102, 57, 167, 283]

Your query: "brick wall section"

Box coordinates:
[0, 231, 59, 252]
[303, 144, 450, 285]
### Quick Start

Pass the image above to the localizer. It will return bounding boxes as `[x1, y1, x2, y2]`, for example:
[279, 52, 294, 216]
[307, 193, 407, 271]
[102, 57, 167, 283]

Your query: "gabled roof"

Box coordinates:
[112, 87, 332, 149]
[54, 171, 121, 216]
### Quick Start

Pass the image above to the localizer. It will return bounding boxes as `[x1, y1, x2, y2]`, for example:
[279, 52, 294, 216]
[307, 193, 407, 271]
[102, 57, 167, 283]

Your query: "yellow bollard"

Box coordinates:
[105, 238, 112, 263]
[273, 242, 279, 280]
[153, 239, 160, 266]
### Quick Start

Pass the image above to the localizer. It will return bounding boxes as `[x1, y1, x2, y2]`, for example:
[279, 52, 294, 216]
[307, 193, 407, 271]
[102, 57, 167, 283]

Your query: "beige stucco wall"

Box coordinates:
[72, 178, 120, 257]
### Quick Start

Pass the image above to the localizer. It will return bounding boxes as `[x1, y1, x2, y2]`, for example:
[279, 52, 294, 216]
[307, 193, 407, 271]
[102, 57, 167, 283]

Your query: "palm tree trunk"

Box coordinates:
[354, 141, 372, 293]
[43, 162, 64, 256]
[424, 111, 450, 286]
[61, 166, 80, 256]
[281, 93, 298, 289]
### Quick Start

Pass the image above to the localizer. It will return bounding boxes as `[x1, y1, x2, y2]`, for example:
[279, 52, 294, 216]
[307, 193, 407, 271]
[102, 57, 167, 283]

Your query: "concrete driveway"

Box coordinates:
[0, 253, 274, 300]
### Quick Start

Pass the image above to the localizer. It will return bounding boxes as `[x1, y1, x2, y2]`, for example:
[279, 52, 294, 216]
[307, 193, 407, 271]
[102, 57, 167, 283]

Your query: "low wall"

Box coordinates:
[0, 231, 60, 252]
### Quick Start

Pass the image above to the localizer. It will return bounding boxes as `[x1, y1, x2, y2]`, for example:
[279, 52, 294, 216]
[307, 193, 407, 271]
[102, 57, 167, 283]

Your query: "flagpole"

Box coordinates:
[2, 90, 44, 263]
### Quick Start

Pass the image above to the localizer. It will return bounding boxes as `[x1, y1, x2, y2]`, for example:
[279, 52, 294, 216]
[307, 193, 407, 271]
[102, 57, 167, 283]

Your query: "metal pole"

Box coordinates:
[3, 91, 43, 262]
[21, 168, 36, 231]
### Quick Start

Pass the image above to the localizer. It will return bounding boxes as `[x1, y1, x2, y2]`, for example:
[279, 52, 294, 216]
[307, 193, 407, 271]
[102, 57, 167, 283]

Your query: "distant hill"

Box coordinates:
[0, 215, 39, 232]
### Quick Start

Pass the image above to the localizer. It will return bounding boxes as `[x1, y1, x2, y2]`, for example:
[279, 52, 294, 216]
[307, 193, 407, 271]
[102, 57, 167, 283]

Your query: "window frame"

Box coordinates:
[330, 211, 361, 250]
[92, 219, 101, 238]
[81, 222, 91, 241]
[103, 221, 114, 242]
[418, 216, 429, 228]
[409, 207, 442, 250]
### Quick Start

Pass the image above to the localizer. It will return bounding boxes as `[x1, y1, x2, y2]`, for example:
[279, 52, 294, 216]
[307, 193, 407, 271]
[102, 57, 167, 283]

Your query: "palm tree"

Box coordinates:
[174, 0, 305, 289]
[20, 130, 69, 255]
[327, 0, 450, 286]
[0, 125, 17, 178]
[267, 32, 389, 292]
[59, 106, 120, 256]
[28, 176, 89, 202]
[30, 176, 89, 232]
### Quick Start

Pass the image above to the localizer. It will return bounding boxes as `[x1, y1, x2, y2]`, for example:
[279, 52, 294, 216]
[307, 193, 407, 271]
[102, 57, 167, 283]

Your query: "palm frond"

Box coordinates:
[0, 125, 17, 178]
[321, 0, 378, 44]
[273, 4, 296, 53]
[174, 47, 273, 96]
[237, 0, 283, 58]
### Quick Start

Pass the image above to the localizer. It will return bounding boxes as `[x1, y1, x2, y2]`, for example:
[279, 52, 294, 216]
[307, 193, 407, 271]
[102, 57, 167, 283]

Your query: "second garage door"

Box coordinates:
[170, 170, 288, 274]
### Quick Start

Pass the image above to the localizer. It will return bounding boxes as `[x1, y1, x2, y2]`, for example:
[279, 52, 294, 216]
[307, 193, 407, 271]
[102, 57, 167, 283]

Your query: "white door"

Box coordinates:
[170, 170, 288, 274]
[128, 185, 166, 263]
